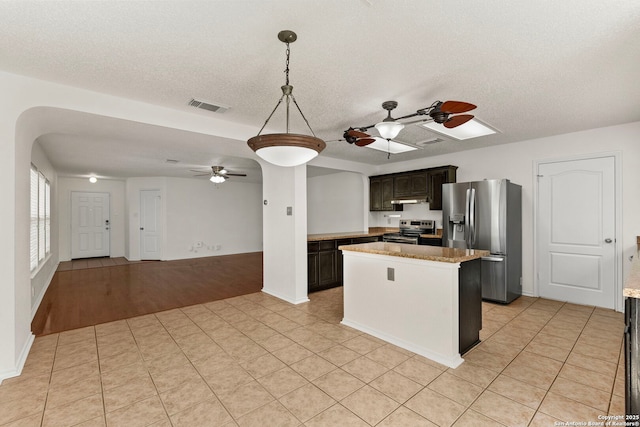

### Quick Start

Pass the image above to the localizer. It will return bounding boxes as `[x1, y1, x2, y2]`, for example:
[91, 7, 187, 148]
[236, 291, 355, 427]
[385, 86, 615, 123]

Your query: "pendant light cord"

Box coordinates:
[256, 41, 316, 137]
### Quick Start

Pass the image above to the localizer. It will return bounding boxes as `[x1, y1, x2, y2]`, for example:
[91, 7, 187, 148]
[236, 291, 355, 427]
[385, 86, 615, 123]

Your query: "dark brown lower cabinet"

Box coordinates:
[308, 236, 381, 293]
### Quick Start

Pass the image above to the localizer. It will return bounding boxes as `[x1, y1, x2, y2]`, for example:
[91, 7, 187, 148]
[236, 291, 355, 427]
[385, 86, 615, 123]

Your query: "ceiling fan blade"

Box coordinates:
[440, 101, 477, 114]
[355, 138, 375, 147]
[226, 173, 247, 177]
[193, 173, 211, 176]
[190, 169, 210, 173]
[346, 129, 371, 139]
[444, 114, 474, 128]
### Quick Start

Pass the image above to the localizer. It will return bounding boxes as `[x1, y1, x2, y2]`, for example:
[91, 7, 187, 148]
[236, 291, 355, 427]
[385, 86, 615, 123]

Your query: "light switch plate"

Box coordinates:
[387, 267, 395, 281]
[286, 206, 292, 216]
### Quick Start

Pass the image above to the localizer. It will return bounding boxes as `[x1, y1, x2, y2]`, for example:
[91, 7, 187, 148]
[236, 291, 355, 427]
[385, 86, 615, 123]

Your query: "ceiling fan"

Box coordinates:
[191, 166, 246, 183]
[344, 100, 477, 148]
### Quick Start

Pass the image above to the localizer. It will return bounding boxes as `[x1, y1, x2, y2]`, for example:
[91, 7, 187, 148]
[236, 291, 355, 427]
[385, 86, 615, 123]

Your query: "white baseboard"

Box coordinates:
[31, 261, 59, 321]
[261, 288, 310, 305]
[0, 333, 35, 385]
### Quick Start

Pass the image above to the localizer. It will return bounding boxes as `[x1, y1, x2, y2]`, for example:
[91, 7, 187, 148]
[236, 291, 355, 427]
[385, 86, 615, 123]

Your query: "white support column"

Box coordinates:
[260, 161, 309, 304]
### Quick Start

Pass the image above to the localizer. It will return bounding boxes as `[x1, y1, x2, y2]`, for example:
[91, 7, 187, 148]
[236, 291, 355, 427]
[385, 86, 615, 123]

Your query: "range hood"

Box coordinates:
[391, 197, 429, 205]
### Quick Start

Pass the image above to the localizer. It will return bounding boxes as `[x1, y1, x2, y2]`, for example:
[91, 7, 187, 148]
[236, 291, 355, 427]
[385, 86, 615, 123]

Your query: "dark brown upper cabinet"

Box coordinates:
[393, 171, 428, 198]
[369, 165, 457, 211]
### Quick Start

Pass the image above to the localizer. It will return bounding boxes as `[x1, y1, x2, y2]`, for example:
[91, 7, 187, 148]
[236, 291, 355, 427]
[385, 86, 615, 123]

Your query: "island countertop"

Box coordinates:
[339, 241, 490, 263]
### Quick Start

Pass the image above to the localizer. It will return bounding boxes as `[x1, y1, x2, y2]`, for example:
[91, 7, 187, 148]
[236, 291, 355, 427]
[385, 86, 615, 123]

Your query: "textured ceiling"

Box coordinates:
[2, 0, 640, 179]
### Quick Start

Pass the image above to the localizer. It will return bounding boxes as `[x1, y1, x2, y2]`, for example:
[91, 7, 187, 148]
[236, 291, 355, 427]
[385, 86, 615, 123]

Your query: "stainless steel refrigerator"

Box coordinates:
[442, 179, 522, 303]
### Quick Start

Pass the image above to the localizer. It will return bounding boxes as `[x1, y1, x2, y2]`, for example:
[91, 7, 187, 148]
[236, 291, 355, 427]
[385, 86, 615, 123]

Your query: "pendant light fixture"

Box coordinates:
[247, 30, 326, 167]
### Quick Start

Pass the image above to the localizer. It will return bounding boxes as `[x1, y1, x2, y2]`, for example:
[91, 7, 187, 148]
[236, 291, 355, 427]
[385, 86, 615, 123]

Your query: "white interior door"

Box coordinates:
[71, 192, 110, 259]
[140, 190, 162, 260]
[536, 156, 616, 308]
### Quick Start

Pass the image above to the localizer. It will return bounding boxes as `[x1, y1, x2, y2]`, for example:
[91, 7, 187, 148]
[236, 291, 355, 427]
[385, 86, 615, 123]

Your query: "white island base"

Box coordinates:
[340, 247, 483, 369]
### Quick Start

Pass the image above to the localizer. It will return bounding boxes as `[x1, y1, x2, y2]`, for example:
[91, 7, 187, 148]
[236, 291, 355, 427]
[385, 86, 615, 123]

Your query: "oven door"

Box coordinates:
[383, 235, 418, 244]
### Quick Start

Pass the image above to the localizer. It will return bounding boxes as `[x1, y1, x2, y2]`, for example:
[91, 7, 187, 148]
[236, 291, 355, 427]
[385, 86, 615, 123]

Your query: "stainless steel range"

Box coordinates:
[383, 219, 436, 244]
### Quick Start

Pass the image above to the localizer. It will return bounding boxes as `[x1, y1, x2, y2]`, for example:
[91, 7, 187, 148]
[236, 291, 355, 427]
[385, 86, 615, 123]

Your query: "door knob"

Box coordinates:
[140, 227, 144, 231]
[604, 238, 613, 243]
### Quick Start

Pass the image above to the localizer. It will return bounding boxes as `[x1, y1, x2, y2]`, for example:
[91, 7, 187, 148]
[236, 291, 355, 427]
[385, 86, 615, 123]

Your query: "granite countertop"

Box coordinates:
[623, 236, 640, 299]
[308, 228, 398, 242]
[339, 241, 490, 263]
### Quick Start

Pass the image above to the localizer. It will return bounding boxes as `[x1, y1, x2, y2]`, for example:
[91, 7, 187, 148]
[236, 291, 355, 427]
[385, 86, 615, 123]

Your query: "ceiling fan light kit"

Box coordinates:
[247, 30, 326, 167]
[374, 100, 405, 140]
[345, 100, 479, 153]
[192, 166, 246, 184]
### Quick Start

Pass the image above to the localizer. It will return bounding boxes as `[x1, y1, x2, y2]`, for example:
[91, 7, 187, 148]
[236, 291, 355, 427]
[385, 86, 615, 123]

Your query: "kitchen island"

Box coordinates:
[339, 242, 489, 368]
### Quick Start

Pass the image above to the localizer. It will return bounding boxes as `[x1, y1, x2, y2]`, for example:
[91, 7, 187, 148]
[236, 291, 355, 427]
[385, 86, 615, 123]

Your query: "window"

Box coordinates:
[30, 164, 50, 272]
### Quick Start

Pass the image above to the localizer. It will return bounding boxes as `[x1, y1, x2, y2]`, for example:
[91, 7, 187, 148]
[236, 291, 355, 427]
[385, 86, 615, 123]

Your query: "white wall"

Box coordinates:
[126, 176, 262, 261]
[164, 177, 262, 259]
[30, 142, 58, 315]
[307, 172, 367, 234]
[57, 177, 126, 261]
[372, 122, 640, 300]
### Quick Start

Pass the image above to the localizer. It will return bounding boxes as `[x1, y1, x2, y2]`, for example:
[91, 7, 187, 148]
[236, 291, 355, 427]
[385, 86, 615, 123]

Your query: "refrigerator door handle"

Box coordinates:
[469, 188, 476, 248]
[464, 188, 471, 247]
[481, 256, 505, 262]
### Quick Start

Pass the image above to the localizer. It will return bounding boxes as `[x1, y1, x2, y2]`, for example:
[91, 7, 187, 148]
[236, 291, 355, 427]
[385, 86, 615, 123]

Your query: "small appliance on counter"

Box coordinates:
[442, 179, 522, 303]
[383, 219, 436, 245]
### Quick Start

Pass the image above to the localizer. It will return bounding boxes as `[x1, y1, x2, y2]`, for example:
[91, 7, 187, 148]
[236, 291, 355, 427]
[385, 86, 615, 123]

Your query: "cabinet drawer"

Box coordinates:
[319, 240, 337, 251]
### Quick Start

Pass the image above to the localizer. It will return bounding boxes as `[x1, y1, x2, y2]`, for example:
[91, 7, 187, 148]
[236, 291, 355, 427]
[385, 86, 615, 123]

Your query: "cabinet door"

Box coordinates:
[410, 172, 428, 196]
[370, 178, 382, 211]
[308, 252, 319, 291]
[428, 166, 457, 210]
[318, 250, 337, 287]
[393, 175, 412, 197]
[381, 177, 394, 210]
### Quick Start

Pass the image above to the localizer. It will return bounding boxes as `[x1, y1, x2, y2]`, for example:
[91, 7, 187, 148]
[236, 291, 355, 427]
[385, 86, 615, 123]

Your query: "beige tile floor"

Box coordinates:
[0, 288, 625, 426]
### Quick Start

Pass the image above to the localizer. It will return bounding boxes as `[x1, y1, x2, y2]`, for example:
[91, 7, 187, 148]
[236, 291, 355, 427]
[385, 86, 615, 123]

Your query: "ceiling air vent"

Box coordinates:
[416, 138, 445, 146]
[188, 98, 229, 113]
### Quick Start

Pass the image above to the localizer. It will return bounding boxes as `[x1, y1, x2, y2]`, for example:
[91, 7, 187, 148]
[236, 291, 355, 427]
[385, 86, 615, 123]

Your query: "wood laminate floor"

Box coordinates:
[32, 252, 263, 336]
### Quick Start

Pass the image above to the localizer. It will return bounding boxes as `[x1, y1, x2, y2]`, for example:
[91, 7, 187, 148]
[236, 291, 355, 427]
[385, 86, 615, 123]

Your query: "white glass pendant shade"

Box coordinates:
[89, 176, 97, 183]
[210, 175, 226, 183]
[255, 146, 318, 167]
[248, 134, 326, 167]
[375, 121, 404, 140]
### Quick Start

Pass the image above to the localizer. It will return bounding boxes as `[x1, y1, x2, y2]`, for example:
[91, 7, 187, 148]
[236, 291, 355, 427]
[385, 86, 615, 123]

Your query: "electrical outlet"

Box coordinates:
[31, 286, 35, 297]
[216, 245, 222, 251]
[387, 267, 395, 281]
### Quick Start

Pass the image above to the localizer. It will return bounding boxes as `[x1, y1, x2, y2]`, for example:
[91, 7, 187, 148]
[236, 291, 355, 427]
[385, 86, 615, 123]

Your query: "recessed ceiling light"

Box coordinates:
[421, 118, 498, 140]
[365, 137, 417, 154]
[89, 176, 97, 183]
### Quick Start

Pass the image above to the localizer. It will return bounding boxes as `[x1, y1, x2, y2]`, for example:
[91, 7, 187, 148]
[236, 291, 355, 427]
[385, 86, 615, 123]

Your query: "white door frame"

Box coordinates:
[533, 151, 623, 311]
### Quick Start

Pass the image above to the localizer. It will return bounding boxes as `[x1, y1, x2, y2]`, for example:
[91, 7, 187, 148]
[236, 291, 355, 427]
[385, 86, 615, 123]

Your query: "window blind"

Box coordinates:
[38, 172, 45, 262]
[45, 180, 51, 254]
[30, 166, 38, 271]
